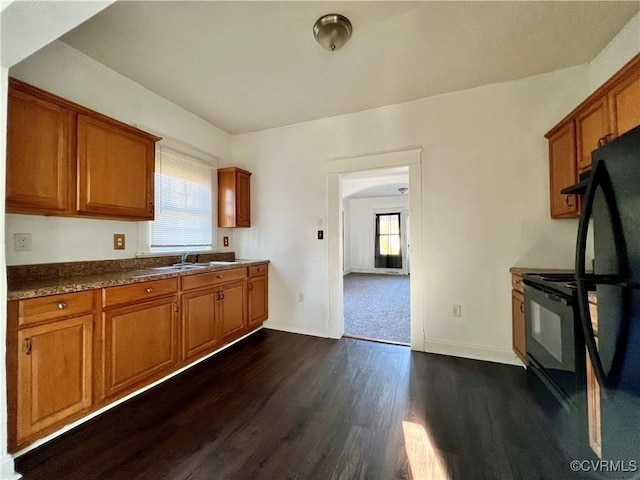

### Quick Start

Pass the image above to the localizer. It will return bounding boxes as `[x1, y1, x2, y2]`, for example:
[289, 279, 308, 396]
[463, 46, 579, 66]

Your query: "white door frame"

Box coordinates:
[327, 148, 424, 351]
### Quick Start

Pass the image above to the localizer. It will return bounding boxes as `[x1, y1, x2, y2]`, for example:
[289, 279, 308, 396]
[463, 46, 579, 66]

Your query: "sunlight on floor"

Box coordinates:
[402, 421, 451, 480]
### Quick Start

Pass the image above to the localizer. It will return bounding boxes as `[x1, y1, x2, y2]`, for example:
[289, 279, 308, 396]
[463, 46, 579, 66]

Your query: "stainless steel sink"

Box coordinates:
[206, 261, 237, 265]
[150, 264, 207, 272]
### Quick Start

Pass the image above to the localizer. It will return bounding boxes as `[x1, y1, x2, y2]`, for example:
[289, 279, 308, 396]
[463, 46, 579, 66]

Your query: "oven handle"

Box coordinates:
[544, 292, 569, 305]
[576, 160, 608, 390]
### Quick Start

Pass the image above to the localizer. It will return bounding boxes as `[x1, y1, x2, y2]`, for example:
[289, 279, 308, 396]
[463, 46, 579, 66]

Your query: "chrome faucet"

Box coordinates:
[181, 252, 190, 264]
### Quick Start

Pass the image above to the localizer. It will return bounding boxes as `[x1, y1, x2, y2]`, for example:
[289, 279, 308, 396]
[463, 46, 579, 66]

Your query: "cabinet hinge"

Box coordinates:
[174, 302, 180, 313]
[23, 338, 32, 355]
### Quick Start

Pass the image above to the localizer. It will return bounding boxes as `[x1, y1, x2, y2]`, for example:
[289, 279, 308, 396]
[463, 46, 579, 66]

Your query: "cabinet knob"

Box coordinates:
[258, 268, 263, 272]
[512, 279, 519, 285]
[217, 275, 223, 279]
[58, 302, 67, 309]
[146, 287, 153, 293]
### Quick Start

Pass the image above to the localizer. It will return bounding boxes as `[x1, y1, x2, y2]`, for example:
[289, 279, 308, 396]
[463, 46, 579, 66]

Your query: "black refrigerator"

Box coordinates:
[576, 124, 640, 469]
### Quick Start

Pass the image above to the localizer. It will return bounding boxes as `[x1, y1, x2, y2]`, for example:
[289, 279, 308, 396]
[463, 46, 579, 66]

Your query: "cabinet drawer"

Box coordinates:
[102, 278, 178, 309]
[511, 274, 524, 294]
[249, 264, 268, 278]
[182, 267, 247, 291]
[18, 291, 94, 327]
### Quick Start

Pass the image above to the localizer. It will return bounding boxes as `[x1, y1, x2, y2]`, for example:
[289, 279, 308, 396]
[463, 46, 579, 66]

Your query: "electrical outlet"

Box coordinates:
[14, 233, 31, 252]
[223, 236, 229, 247]
[113, 233, 126, 250]
[298, 292, 305, 303]
[452, 304, 462, 317]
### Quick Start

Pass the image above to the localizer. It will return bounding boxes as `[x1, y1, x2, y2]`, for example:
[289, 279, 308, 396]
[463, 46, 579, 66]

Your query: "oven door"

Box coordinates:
[524, 283, 583, 409]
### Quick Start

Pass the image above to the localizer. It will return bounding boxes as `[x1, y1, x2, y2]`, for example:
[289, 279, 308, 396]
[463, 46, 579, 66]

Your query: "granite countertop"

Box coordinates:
[7, 259, 269, 301]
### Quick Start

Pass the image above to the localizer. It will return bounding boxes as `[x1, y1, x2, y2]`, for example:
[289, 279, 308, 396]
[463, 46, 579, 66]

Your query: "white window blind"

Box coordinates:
[152, 147, 213, 248]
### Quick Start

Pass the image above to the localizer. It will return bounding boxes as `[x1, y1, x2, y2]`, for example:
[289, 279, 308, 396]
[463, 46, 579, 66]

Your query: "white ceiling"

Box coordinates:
[59, 1, 640, 135]
[342, 167, 409, 199]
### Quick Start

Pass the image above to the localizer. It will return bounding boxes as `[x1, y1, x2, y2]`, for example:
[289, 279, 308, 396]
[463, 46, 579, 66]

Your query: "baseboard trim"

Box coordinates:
[0, 453, 20, 479]
[349, 268, 407, 275]
[263, 319, 329, 338]
[423, 338, 523, 366]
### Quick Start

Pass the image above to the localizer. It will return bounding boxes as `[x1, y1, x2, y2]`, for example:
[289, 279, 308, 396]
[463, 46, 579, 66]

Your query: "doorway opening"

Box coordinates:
[341, 167, 411, 345]
[327, 147, 423, 351]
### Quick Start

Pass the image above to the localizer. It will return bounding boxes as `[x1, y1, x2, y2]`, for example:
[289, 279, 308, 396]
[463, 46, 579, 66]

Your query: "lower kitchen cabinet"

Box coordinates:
[181, 287, 220, 361]
[586, 301, 602, 458]
[101, 295, 178, 401]
[219, 280, 247, 343]
[16, 315, 93, 446]
[7, 262, 268, 452]
[248, 266, 268, 327]
[510, 273, 527, 364]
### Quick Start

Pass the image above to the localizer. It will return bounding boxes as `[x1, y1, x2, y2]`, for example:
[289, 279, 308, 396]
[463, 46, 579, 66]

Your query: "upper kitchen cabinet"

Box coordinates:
[545, 53, 640, 219]
[575, 97, 611, 173]
[5, 78, 160, 221]
[77, 115, 155, 220]
[218, 167, 251, 228]
[6, 83, 75, 215]
[547, 121, 579, 219]
[607, 64, 640, 138]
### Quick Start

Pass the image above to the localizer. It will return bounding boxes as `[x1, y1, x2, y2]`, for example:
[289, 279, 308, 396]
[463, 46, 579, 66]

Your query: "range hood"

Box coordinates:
[561, 171, 591, 195]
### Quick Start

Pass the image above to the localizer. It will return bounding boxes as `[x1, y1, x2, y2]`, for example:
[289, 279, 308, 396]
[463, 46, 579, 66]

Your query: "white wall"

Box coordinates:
[232, 64, 589, 359]
[346, 195, 409, 273]
[6, 41, 232, 265]
[588, 11, 640, 92]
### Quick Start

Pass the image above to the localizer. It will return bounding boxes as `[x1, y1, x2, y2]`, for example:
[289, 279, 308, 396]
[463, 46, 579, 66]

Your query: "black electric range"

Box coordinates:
[522, 271, 592, 459]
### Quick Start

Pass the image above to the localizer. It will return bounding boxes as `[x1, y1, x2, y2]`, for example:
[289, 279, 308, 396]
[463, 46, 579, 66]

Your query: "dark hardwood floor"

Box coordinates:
[15, 330, 592, 480]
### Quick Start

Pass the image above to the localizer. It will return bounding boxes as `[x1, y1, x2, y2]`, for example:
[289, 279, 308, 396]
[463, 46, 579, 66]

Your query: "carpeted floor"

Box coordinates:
[343, 272, 410, 344]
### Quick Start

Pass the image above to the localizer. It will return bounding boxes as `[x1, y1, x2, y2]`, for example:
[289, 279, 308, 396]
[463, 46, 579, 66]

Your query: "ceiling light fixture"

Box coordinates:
[313, 14, 352, 52]
[398, 187, 408, 195]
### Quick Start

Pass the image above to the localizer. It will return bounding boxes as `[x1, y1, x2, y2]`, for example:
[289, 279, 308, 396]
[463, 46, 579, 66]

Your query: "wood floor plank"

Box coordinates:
[15, 330, 593, 480]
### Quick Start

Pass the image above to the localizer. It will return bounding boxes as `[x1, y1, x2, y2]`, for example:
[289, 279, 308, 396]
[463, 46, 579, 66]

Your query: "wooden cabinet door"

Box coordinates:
[236, 170, 251, 227]
[586, 302, 602, 458]
[17, 315, 92, 444]
[77, 114, 155, 220]
[102, 296, 177, 401]
[181, 288, 219, 361]
[219, 280, 247, 342]
[608, 68, 640, 138]
[218, 167, 251, 228]
[548, 121, 579, 218]
[248, 275, 268, 327]
[6, 86, 73, 215]
[511, 290, 526, 364]
[576, 97, 611, 173]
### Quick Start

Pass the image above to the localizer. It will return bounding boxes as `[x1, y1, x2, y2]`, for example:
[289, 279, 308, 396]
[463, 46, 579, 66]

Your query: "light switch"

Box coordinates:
[317, 230, 324, 240]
